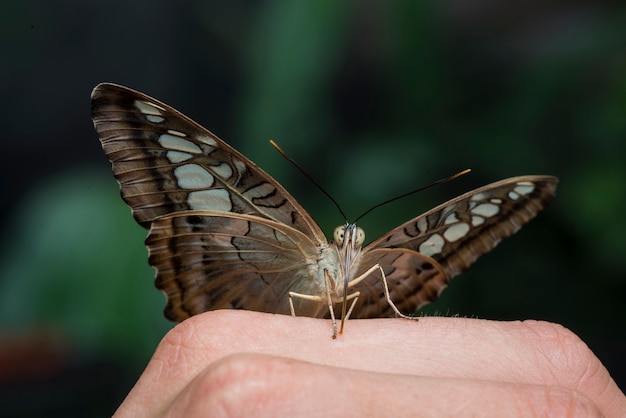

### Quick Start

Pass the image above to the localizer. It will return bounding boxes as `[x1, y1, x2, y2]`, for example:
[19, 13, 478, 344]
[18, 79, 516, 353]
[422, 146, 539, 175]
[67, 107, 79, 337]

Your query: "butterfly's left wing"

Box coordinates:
[91, 83, 334, 322]
[90, 83, 326, 242]
[350, 175, 558, 318]
[147, 210, 331, 321]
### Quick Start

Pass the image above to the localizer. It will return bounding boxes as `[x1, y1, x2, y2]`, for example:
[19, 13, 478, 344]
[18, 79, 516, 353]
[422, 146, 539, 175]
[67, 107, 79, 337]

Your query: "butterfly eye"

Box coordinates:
[355, 227, 365, 246]
[333, 225, 346, 245]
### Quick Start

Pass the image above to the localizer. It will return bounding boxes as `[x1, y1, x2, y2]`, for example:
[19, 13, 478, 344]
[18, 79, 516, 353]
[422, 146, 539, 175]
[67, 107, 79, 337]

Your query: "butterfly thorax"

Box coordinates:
[325, 223, 365, 299]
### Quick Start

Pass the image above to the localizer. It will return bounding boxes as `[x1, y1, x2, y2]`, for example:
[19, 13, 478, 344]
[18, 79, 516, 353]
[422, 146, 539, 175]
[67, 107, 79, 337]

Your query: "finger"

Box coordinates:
[115, 311, 626, 418]
[168, 353, 603, 418]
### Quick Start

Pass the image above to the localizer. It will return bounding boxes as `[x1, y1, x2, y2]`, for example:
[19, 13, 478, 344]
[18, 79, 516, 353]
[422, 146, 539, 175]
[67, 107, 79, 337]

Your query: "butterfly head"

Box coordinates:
[333, 224, 365, 249]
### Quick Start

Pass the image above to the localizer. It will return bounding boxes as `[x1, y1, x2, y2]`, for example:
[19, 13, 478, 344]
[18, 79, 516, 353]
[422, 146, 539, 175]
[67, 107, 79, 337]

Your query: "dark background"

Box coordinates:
[1, 1, 624, 416]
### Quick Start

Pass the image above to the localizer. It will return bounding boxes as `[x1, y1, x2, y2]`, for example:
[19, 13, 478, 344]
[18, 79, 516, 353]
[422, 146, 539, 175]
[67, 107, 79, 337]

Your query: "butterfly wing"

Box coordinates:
[91, 83, 330, 321]
[91, 83, 325, 241]
[147, 210, 331, 321]
[351, 176, 558, 318]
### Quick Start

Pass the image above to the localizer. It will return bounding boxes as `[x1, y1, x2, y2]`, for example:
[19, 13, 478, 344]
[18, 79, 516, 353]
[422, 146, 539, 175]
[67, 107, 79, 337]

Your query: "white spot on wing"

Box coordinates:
[146, 115, 164, 123]
[197, 134, 218, 147]
[471, 215, 485, 226]
[471, 192, 488, 202]
[471, 203, 500, 218]
[490, 198, 502, 204]
[444, 213, 459, 225]
[443, 223, 470, 242]
[159, 134, 202, 154]
[174, 164, 215, 189]
[419, 234, 445, 257]
[212, 163, 233, 180]
[134, 100, 165, 115]
[514, 182, 535, 196]
[508, 191, 520, 200]
[167, 129, 187, 137]
[188, 189, 232, 211]
[166, 151, 193, 163]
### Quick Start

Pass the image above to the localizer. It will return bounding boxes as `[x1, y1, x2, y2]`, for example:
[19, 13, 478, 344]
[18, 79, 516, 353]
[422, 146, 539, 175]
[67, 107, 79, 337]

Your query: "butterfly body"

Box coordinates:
[92, 83, 558, 336]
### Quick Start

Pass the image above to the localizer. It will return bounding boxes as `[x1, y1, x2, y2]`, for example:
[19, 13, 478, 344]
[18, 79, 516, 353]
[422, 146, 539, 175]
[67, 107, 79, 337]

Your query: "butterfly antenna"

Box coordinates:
[354, 169, 472, 223]
[270, 140, 348, 221]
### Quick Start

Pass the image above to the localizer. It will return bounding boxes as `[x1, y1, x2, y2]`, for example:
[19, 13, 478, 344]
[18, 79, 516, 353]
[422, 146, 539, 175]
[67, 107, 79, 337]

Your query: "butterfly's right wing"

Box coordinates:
[350, 176, 558, 318]
[91, 83, 325, 242]
[147, 210, 331, 322]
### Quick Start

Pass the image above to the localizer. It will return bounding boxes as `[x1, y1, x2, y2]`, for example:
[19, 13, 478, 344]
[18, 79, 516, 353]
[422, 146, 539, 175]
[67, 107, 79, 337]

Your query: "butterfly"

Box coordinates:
[91, 83, 558, 338]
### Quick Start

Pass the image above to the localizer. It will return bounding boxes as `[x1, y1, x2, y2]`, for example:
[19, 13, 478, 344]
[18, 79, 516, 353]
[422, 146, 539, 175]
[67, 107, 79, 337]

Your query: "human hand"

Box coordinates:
[113, 311, 625, 417]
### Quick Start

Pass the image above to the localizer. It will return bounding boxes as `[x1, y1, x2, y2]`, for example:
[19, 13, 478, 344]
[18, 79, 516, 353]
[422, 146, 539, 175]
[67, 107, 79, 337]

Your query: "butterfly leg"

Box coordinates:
[324, 270, 338, 338]
[343, 292, 360, 322]
[288, 292, 327, 315]
[288, 283, 339, 339]
[288, 271, 362, 338]
[323, 272, 362, 337]
[347, 264, 418, 320]
[379, 266, 419, 320]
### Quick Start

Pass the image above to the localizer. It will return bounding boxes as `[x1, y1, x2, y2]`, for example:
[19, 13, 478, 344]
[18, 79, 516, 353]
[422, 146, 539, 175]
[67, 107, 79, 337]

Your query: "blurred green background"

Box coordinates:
[1, 1, 625, 416]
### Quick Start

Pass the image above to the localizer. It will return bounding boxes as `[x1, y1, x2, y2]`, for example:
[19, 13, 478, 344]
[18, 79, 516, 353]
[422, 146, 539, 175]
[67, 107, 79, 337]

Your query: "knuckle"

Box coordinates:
[192, 354, 291, 418]
[520, 320, 602, 389]
[537, 385, 602, 417]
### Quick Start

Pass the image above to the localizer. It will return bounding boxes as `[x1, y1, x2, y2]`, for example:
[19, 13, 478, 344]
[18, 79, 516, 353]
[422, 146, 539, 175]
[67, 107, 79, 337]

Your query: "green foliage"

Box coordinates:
[0, 169, 170, 362]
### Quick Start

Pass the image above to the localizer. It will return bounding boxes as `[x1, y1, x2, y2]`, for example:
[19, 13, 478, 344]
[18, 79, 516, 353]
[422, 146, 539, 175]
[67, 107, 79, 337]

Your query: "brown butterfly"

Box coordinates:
[91, 83, 558, 338]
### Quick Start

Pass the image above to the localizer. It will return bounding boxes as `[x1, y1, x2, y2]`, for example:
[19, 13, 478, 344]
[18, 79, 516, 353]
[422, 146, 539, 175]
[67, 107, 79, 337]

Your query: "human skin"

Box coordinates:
[113, 311, 626, 417]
